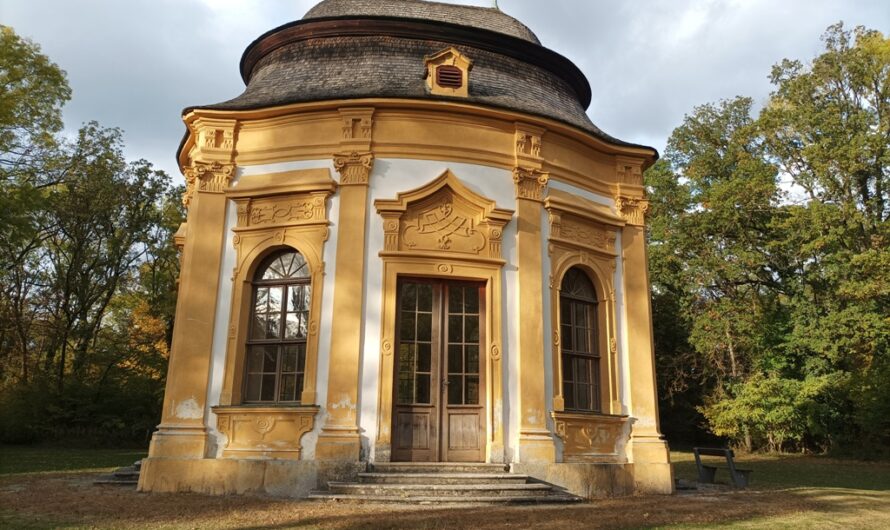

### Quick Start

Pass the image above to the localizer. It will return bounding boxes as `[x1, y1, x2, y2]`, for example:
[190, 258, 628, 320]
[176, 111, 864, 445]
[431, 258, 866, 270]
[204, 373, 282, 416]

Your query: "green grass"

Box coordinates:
[0, 445, 147, 475]
[671, 449, 890, 491]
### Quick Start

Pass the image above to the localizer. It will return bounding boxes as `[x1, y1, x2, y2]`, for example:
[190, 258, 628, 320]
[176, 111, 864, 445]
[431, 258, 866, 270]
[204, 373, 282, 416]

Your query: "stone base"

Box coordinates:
[147, 425, 211, 459]
[315, 430, 362, 461]
[138, 457, 364, 498]
[518, 431, 557, 463]
[629, 436, 674, 494]
[512, 462, 634, 499]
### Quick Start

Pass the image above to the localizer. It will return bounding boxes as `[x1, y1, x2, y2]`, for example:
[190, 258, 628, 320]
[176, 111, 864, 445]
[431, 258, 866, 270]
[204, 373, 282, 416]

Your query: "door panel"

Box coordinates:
[392, 279, 485, 463]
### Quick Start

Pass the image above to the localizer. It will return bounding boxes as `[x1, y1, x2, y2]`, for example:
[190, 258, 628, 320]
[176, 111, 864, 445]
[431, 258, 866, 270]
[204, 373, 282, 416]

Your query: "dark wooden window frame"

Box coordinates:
[243, 250, 311, 404]
[560, 267, 602, 413]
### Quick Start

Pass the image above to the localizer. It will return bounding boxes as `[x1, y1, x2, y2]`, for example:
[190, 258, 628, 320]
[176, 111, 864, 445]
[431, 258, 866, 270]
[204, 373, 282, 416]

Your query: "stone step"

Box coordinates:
[369, 462, 509, 474]
[94, 478, 139, 486]
[308, 493, 582, 505]
[327, 482, 552, 498]
[357, 472, 529, 485]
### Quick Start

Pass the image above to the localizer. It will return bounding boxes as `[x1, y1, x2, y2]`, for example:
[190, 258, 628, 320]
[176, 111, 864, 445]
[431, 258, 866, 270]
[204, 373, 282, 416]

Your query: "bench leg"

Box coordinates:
[698, 465, 717, 484]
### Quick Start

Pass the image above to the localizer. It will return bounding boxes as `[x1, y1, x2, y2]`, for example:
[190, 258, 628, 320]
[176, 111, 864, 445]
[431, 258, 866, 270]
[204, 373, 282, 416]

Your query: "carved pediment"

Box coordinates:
[375, 170, 513, 260]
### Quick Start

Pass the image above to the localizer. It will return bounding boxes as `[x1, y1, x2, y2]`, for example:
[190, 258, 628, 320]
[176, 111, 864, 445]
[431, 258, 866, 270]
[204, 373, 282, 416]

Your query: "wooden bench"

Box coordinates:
[693, 447, 752, 488]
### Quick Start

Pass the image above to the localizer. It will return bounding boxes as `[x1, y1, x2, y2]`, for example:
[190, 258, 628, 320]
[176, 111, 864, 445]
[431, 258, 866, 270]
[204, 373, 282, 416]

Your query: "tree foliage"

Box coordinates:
[650, 24, 889, 454]
[0, 27, 182, 444]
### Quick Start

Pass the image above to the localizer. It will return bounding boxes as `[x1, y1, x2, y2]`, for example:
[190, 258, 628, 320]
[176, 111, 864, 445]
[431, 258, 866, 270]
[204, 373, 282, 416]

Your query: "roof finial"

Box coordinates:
[492, 0, 500, 10]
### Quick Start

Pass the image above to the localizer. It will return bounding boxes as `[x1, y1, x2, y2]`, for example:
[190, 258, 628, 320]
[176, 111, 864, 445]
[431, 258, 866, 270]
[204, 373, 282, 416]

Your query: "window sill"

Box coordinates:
[551, 411, 630, 463]
[212, 405, 319, 460]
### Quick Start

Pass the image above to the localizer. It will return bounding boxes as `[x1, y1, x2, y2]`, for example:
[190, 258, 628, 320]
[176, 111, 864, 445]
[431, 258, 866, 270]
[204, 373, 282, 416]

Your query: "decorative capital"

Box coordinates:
[182, 161, 236, 207]
[334, 151, 374, 186]
[614, 194, 649, 226]
[513, 167, 549, 202]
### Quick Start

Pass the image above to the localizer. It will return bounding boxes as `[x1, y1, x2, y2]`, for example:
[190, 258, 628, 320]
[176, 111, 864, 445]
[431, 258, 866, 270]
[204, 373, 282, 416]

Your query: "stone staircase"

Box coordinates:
[310, 462, 582, 505]
[94, 459, 141, 487]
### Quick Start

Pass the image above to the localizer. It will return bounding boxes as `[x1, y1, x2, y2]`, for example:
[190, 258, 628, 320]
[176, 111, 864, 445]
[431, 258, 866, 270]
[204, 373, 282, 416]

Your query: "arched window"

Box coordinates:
[244, 250, 311, 403]
[560, 267, 601, 412]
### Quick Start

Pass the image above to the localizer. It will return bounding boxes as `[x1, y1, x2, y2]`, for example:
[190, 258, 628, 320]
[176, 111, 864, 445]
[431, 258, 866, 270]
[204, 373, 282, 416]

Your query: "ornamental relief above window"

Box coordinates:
[375, 170, 513, 261]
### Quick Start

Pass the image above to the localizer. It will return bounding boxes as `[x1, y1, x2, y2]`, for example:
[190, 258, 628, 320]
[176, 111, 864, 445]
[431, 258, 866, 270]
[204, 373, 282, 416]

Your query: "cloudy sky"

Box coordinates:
[4, 0, 888, 180]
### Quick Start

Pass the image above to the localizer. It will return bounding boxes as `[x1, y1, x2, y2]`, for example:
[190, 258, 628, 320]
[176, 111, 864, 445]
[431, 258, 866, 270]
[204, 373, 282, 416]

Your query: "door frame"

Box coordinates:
[375, 258, 506, 464]
[391, 278, 487, 462]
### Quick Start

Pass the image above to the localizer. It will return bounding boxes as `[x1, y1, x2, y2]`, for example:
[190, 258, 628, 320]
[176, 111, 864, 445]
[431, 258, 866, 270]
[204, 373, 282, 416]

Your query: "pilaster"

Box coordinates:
[615, 186, 673, 493]
[147, 118, 238, 459]
[316, 108, 375, 461]
[513, 123, 556, 463]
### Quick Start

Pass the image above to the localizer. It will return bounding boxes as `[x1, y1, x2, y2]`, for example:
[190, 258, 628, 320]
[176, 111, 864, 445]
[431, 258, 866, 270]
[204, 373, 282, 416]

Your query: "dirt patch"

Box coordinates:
[0, 473, 886, 529]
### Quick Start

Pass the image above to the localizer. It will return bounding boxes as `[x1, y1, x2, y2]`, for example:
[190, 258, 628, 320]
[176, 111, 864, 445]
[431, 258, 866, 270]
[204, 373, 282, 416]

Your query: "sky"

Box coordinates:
[3, 0, 888, 181]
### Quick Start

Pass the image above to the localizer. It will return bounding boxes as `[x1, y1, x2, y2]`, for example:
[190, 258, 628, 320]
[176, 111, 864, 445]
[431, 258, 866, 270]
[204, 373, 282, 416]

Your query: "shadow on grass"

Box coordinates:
[671, 450, 890, 491]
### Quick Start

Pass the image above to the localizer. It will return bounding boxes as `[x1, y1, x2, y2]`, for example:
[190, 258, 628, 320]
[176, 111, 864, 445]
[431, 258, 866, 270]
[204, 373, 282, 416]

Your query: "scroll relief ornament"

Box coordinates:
[559, 216, 618, 252]
[403, 200, 486, 254]
[248, 199, 319, 226]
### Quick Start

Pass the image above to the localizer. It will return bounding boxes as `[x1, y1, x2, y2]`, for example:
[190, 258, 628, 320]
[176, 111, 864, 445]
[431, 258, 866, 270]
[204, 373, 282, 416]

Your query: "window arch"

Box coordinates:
[244, 249, 311, 403]
[559, 267, 601, 412]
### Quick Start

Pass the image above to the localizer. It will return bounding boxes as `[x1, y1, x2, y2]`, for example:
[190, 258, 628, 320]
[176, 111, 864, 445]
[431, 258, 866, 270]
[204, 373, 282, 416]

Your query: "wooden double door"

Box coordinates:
[392, 279, 486, 462]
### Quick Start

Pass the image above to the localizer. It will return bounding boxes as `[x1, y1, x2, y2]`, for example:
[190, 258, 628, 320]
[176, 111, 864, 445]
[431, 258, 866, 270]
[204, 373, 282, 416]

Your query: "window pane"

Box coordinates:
[281, 345, 298, 373]
[246, 374, 262, 401]
[399, 312, 415, 341]
[465, 345, 479, 374]
[297, 343, 306, 371]
[279, 374, 296, 402]
[262, 314, 280, 340]
[255, 288, 269, 313]
[296, 374, 305, 399]
[466, 375, 479, 405]
[448, 344, 463, 374]
[285, 313, 301, 340]
[247, 347, 264, 372]
[563, 381, 575, 409]
[268, 287, 283, 313]
[575, 326, 588, 353]
[417, 313, 432, 342]
[416, 374, 431, 404]
[263, 346, 278, 372]
[260, 374, 276, 401]
[400, 283, 417, 311]
[398, 375, 414, 404]
[398, 344, 416, 374]
[417, 284, 433, 312]
[576, 357, 591, 383]
[417, 343, 431, 372]
[561, 323, 573, 351]
[577, 383, 590, 410]
[464, 287, 479, 314]
[562, 354, 574, 381]
[447, 375, 463, 405]
[465, 316, 479, 343]
[449, 286, 462, 313]
[448, 315, 462, 342]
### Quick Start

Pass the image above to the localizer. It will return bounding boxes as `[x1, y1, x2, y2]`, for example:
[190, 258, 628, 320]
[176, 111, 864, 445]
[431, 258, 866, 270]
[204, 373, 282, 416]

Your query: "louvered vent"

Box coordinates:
[436, 66, 463, 89]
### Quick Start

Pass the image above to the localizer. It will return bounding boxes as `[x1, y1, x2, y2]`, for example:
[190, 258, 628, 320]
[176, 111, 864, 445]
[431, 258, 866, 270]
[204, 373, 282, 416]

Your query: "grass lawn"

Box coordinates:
[0, 445, 146, 475]
[0, 446, 888, 529]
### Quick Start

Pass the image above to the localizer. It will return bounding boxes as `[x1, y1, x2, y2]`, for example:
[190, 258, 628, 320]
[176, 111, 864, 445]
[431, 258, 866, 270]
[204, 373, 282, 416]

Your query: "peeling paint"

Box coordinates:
[174, 398, 203, 420]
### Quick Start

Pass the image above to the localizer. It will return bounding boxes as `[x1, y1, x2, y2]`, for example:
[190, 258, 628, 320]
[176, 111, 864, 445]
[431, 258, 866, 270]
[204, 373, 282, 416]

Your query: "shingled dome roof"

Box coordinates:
[304, 0, 541, 44]
[186, 0, 649, 151]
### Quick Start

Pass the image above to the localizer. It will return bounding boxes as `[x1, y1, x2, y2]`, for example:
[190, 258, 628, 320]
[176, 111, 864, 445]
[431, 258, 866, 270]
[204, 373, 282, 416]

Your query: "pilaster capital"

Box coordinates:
[614, 194, 650, 226]
[182, 161, 236, 207]
[334, 151, 374, 186]
[513, 166, 549, 202]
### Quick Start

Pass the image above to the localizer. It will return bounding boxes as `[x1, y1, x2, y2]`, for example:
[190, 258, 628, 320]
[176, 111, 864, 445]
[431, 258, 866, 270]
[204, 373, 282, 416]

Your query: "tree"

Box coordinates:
[650, 24, 890, 454]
